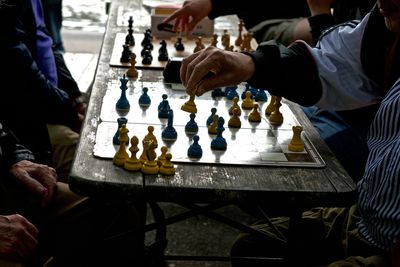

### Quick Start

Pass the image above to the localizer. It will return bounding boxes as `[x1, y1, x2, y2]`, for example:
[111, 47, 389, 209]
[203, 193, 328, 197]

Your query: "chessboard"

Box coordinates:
[109, 32, 258, 69]
[93, 78, 326, 168]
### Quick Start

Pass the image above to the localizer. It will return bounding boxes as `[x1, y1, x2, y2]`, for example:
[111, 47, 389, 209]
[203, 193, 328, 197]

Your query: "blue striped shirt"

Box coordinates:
[357, 78, 400, 251]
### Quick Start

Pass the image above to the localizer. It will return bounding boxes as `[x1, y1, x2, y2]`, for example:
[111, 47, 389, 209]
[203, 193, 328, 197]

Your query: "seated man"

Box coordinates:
[0, 121, 143, 266]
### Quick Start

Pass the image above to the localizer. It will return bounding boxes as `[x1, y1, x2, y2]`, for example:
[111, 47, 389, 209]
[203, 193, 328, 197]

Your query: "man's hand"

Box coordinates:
[181, 46, 255, 96]
[0, 214, 38, 260]
[9, 160, 58, 207]
[307, 0, 336, 16]
[162, 0, 212, 33]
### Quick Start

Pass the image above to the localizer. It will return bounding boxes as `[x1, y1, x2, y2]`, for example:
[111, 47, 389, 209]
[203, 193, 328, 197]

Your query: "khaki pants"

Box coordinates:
[47, 124, 79, 182]
[231, 205, 389, 266]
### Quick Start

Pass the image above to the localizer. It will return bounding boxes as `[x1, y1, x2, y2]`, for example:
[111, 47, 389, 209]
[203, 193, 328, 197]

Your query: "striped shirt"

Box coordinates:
[357, 78, 400, 251]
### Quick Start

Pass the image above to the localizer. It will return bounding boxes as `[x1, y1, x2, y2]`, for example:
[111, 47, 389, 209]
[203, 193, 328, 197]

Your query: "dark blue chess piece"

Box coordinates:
[211, 117, 227, 150]
[226, 86, 239, 100]
[113, 117, 129, 145]
[138, 87, 151, 107]
[254, 89, 268, 102]
[142, 49, 153, 65]
[162, 109, 177, 141]
[211, 87, 224, 98]
[158, 94, 170, 118]
[116, 75, 130, 116]
[241, 83, 253, 100]
[206, 107, 217, 126]
[185, 113, 198, 134]
[158, 40, 169, 61]
[187, 135, 202, 158]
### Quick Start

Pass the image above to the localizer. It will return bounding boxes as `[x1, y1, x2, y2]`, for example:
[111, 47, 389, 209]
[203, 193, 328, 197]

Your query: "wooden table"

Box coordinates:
[69, 0, 357, 264]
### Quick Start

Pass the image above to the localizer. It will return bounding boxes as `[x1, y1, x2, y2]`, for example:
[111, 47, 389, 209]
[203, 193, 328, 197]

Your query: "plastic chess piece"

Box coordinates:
[185, 113, 199, 134]
[158, 94, 171, 118]
[255, 88, 268, 102]
[228, 108, 241, 128]
[269, 96, 284, 125]
[211, 117, 227, 150]
[226, 85, 239, 100]
[141, 43, 153, 57]
[162, 109, 178, 141]
[113, 124, 129, 166]
[139, 139, 148, 163]
[141, 140, 159, 174]
[229, 97, 241, 116]
[241, 84, 252, 100]
[207, 107, 217, 126]
[181, 94, 197, 113]
[208, 114, 219, 134]
[113, 117, 128, 145]
[157, 146, 168, 166]
[138, 87, 151, 107]
[265, 95, 276, 116]
[144, 125, 158, 145]
[128, 16, 134, 29]
[141, 29, 153, 49]
[241, 91, 254, 110]
[116, 75, 130, 116]
[221, 29, 230, 50]
[248, 103, 262, 122]
[124, 135, 142, 171]
[193, 36, 205, 53]
[158, 40, 169, 61]
[235, 19, 244, 46]
[142, 49, 153, 65]
[126, 53, 138, 78]
[159, 153, 176, 175]
[288, 126, 305, 152]
[210, 34, 218, 47]
[240, 31, 253, 52]
[175, 37, 185, 51]
[187, 135, 202, 158]
[125, 28, 135, 46]
[120, 44, 131, 63]
[211, 87, 224, 98]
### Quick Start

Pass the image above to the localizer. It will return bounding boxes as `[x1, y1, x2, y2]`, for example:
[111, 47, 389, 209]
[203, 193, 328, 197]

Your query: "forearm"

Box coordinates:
[246, 40, 322, 107]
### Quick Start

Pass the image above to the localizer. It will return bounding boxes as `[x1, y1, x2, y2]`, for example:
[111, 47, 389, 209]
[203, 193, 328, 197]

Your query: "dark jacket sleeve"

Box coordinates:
[0, 39, 79, 129]
[246, 40, 322, 106]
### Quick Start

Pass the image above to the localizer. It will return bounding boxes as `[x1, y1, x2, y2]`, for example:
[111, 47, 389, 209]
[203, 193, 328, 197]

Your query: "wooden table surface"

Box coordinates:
[69, 0, 356, 211]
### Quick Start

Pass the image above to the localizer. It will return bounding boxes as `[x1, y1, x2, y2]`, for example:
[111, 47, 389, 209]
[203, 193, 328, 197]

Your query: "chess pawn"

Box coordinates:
[288, 126, 305, 152]
[265, 95, 276, 116]
[175, 37, 185, 51]
[159, 153, 176, 175]
[229, 97, 241, 116]
[248, 103, 262, 122]
[157, 146, 168, 166]
[210, 34, 218, 47]
[241, 91, 254, 110]
[144, 125, 158, 145]
[221, 29, 230, 50]
[228, 108, 241, 128]
[206, 107, 217, 126]
[113, 124, 129, 166]
[141, 140, 159, 175]
[269, 96, 284, 125]
[181, 94, 197, 113]
[185, 113, 199, 134]
[138, 87, 151, 107]
[187, 135, 202, 158]
[193, 36, 205, 53]
[126, 53, 138, 78]
[211, 117, 227, 150]
[124, 136, 142, 171]
[208, 114, 219, 134]
[142, 49, 153, 65]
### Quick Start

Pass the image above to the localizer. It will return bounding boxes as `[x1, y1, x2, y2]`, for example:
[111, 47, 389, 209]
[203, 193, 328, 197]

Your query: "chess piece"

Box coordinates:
[288, 126, 305, 152]
[229, 97, 241, 116]
[126, 53, 138, 78]
[141, 29, 153, 49]
[113, 117, 128, 145]
[206, 107, 217, 126]
[113, 124, 129, 166]
[268, 96, 284, 125]
[248, 103, 262, 122]
[141, 43, 153, 57]
[185, 113, 199, 134]
[210, 34, 218, 47]
[158, 94, 170, 118]
[159, 153, 176, 175]
[226, 85, 239, 100]
[211, 87, 224, 98]
[116, 75, 130, 116]
[211, 117, 227, 150]
[141, 140, 159, 174]
[193, 36, 205, 53]
[120, 44, 131, 63]
[240, 31, 253, 52]
[235, 19, 244, 46]
[255, 88, 268, 102]
[139, 139, 148, 163]
[241, 83, 253, 100]
[265, 95, 276, 116]
[208, 114, 219, 134]
[142, 49, 153, 65]
[128, 16, 134, 29]
[138, 87, 151, 107]
[241, 91, 254, 110]
[161, 109, 178, 141]
[181, 94, 197, 113]
[125, 28, 135, 46]
[221, 29, 230, 50]
[144, 125, 158, 145]
[175, 37, 185, 51]
[157, 145, 168, 166]
[228, 108, 241, 128]
[187, 135, 202, 158]
[124, 135, 142, 171]
[158, 40, 169, 61]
